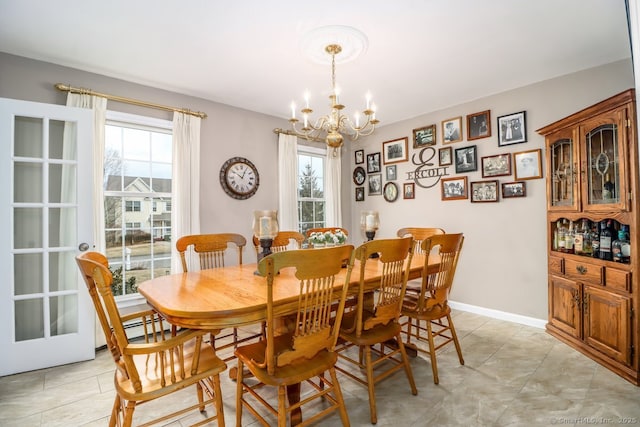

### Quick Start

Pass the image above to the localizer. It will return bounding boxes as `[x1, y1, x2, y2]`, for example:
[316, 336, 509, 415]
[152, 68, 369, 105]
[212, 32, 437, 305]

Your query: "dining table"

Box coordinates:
[138, 251, 437, 425]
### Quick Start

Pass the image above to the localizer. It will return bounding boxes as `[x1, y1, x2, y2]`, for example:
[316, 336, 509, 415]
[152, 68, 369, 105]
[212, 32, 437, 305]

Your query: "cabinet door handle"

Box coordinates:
[576, 265, 587, 275]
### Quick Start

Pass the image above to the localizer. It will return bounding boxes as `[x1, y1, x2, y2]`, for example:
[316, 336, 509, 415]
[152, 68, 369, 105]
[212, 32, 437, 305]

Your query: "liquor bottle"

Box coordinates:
[564, 220, 574, 254]
[557, 220, 566, 252]
[574, 219, 585, 255]
[553, 220, 562, 251]
[598, 220, 614, 261]
[603, 173, 615, 201]
[591, 223, 600, 258]
[581, 219, 593, 257]
[612, 224, 630, 263]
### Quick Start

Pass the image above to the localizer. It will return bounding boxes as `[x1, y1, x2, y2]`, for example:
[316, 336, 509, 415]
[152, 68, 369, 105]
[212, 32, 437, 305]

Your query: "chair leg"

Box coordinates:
[364, 346, 378, 424]
[235, 359, 244, 427]
[447, 314, 465, 365]
[278, 386, 287, 427]
[426, 320, 439, 385]
[123, 401, 136, 427]
[329, 367, 351, 427]
[109, 395, 120, 427]
[396, 333, 417, 395]
[212, 374, 226, 427]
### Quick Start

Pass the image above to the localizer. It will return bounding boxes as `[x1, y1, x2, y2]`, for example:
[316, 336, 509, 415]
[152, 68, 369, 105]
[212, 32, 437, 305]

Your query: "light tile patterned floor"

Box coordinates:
[1, 310, 639, 426]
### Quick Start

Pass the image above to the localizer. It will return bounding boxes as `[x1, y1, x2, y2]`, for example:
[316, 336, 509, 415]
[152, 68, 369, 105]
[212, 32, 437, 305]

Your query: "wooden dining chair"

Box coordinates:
[401, 233, 465, 385]
[252, 230, 305, 255]
[176, 233, 260, 356]
[76, 252, 226, 427]
[335, 236, 417, 424]
[234, 245, 355, 427]
[396, 227, 445, 255]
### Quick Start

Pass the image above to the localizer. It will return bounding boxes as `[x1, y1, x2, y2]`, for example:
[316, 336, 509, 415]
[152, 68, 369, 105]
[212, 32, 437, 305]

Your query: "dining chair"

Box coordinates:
[252, 230, 305, 255]
[176, 233, 260, 357]
[401, 233, 465, 385]
[305, 227, 349, 238]
[234, 245, 355, 427]
[76, 252, 227, 427]
[335, 236, 417, 424]
[396, 227, 445, 255]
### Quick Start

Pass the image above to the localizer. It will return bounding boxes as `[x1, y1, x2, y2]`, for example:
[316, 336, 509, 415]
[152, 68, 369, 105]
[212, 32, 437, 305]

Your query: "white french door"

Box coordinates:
[0, 97, 94, 375]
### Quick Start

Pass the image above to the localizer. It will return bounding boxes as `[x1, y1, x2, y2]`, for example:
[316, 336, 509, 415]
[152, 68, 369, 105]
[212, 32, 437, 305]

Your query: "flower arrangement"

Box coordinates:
[308, 230, 347, 247]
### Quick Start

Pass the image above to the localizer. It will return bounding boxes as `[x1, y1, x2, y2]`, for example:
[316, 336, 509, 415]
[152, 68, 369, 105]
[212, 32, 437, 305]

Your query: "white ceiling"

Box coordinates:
[0, 0, 632, 126]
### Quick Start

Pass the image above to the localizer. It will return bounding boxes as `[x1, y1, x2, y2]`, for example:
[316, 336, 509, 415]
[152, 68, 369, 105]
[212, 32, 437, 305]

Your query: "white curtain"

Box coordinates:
[171, 112, 201, 272]
[325, 148, 342, 227]
[278, 133, 299, 231]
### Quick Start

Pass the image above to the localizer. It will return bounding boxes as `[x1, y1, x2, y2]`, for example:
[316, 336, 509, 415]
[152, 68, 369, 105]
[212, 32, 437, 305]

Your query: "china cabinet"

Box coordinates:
[537, 89, 639, 385]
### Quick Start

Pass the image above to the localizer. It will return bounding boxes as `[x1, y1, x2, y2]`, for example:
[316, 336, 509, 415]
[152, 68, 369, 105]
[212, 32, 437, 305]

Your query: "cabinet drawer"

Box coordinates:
[605, 267, 631, 292]
[548, 255, 564, 275]
[564, 259, 603, 284]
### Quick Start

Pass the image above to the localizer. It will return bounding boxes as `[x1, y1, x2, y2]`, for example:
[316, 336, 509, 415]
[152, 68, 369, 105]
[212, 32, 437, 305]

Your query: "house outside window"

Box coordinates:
[297, 146, 325, 235]
[103, 112, 173, 300]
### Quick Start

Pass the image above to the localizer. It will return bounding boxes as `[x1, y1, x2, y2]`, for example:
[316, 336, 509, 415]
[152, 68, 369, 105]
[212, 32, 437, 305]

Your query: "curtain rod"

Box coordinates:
[54, 83, 207, 119]
[273, 128, 325, 143]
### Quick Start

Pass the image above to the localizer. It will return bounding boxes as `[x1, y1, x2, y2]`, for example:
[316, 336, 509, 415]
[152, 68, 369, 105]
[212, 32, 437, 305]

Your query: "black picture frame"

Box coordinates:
[368, 173, 382, 195]
[497, 111, 527, 146]
[355, 186, 365, 201]
[470, 180, 499, 202]
[367, 152, 381, 173]
[385, 165, 397, 181]
[454, 145, 478, 173]
[353, 166, 366, 185]
[355, 149, 364, 164]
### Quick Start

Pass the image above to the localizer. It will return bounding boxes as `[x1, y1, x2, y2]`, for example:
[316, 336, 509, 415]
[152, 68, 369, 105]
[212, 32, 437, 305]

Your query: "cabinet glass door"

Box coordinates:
[547, 128, 579, 211]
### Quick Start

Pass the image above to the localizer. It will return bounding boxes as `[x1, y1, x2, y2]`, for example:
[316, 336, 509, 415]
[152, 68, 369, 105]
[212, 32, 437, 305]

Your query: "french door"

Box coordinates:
[0, 97, 94, 375]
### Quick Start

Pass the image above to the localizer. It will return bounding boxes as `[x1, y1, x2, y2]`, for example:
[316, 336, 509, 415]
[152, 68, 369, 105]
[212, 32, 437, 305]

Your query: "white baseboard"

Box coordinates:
[449, 300, 547, 329]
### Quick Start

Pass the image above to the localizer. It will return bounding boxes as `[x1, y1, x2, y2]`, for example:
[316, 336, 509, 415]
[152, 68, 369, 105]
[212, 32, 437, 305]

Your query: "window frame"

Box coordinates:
[297, 144, 326, 235]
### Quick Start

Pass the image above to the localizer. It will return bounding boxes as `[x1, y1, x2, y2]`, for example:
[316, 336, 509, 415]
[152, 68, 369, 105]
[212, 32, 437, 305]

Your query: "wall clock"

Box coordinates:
[353, 166, 366, 186]
[383, 182, 399, 202]
[219, 157, 259, 200]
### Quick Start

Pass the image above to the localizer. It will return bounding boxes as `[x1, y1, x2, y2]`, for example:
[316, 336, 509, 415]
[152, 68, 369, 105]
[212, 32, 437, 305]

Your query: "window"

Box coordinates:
[297, 146, 325, 235]
[103, 111, 173, 300]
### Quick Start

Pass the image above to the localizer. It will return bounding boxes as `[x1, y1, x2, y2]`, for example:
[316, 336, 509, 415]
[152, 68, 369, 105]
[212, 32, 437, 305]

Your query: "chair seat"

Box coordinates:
[116, 336, 227, 401]
[402, 296, 451, 320]
[340, 307, 403, 346]
[235, 333, 338, 387]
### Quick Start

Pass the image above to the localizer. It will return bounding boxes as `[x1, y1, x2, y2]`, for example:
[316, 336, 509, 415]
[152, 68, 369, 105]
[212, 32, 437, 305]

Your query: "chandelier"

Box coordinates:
[288, 43, 379, 153]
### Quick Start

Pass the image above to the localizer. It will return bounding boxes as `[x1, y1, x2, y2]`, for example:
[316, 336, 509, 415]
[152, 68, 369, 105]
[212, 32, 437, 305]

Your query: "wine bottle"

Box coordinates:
[612, 224, 630, 263]
[557, 220, 566, 252]
[591, 223, 600, 258]
[598, 220, 614, 261]
[603, 173, 615, 201]
[564, 220, 574, 254]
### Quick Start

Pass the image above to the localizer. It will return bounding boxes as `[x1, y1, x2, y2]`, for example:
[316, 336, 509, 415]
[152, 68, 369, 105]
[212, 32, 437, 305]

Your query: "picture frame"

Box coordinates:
[353, 166, 366, 186]
[383, 182, 399, 202]
[513, 148, 543, 180]
[368, 173, 382, 195]
[442, 116, 463, 144]
[382, 137, 409, 164]
[385, 165, 397, 181]
[403, 182, 415, 199]
[355, 149, 364, 165]
[355, 186, 365, 201]
[454, 145, 478, 173]
[412, 124, 436, 148]
[497, 111, 527, 146]
[470, 180, 499, 203]
[439, 147, 453, 166]
[366, 152, 381, 173]
[481, 153, 511, 178]
[467, 110, 491, 140]
[441, 176, 468, 201]
[502, 181, 526, 198]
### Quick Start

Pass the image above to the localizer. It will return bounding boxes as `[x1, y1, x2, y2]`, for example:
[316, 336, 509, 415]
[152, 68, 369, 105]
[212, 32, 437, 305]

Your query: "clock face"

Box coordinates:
[220, 157, 259, 199]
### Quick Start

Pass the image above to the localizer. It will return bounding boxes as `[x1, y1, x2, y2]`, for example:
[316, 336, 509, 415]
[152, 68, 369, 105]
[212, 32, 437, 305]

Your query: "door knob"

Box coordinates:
[78, 242, 90, 252]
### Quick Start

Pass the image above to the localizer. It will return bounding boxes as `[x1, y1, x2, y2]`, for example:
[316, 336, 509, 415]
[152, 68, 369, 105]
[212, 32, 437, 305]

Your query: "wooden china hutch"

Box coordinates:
[537, 89, 639, 385]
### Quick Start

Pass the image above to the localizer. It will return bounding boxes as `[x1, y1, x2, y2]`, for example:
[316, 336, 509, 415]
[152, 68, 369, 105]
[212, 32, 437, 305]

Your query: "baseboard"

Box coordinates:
[449, 300, 547, 329]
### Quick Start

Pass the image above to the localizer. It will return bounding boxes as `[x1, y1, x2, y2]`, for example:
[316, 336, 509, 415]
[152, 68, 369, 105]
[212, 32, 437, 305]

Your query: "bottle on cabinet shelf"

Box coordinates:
[598, 219, 615, 261]
[564, 220, 575, 254]
[575, 218, 592, 256]
[603, 173, 615, 201]
[591, 222, 600, 258]
[612, 224, 631, 264]
[557, 219, 567, 252]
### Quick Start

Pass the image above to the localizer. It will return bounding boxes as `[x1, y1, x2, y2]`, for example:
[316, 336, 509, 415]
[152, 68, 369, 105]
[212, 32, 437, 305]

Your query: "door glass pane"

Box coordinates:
[50, 295, 78, 336]
[15, 299, 44, 341]
[49, 251, 77, 292]
[14, 116, 42, 158]
[586, 124, 619, 204]
[14, 207, 42, 249]
[49, 207, 76, 247]
[550, 139, 573, 206]
[14, 162, 42, 203]
[14, 253, 43, 295]
[49, 164, 76, 203]
[49, 120, 69, 160]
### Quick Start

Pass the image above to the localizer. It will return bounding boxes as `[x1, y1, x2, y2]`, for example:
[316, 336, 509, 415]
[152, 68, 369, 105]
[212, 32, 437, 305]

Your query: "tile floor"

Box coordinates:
[1, 310, 640, 426]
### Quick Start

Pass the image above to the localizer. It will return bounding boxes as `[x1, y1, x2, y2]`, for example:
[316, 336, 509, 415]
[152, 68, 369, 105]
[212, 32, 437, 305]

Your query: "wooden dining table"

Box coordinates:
[138, 252, 436, 425]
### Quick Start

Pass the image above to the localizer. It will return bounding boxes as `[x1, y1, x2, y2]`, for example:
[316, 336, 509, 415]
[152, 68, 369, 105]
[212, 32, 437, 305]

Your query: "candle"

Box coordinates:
[354, 111, 360, 128]
[304, 91, 310, 108]
[304, 113, 308, 128]
[259, 216, 271, 238]
[366, 92, 372, 110]
[290, 102, 296, 119]
[365, 214, 375, 231]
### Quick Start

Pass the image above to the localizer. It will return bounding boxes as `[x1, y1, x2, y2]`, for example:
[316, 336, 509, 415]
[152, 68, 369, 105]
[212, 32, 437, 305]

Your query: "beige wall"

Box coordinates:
[0, 52, 634, 323]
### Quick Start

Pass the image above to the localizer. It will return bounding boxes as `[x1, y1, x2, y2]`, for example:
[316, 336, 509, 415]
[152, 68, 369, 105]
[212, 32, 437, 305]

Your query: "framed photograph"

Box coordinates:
[366, 152, 381, 173]
[454, 145, 478, 173]
[502, 181, 526, 198]
[442, 116, 463, 144]
[382, 137, 409, 164]
[368, 173, 382, 195]
[412, 124, 436, 148]
[403, 182, 415, 199]
[497, 111, 527, 146]
[355, 186, 365, 201]
[471, 180, 499, 203]
[481, 153, 511, 178]
[383, 182, 399, 202]
[441, 176, 468, 201]
[514, 148, 543, 180]
[353, 166, 366, 186]
[385, 165, 397, 181]
[439, 147, 453, 166]
[355, 149, 364, 165]
[467, 110, 491, 140]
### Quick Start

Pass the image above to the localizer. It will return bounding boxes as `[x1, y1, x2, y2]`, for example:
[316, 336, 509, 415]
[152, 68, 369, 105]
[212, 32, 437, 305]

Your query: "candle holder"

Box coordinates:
[252, 210, 279, 273]
[361, 210, 380, 258]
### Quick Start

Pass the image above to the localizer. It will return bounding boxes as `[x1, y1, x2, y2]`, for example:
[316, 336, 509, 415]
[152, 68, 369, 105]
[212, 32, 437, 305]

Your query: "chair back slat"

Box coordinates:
[176, 233, 246, 272]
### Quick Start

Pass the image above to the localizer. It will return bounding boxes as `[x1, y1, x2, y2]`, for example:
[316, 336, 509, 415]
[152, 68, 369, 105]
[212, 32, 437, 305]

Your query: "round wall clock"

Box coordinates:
[219, 157, 259, 200]
[383, 182, 399, 202]
[353, 166, 366, 185]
